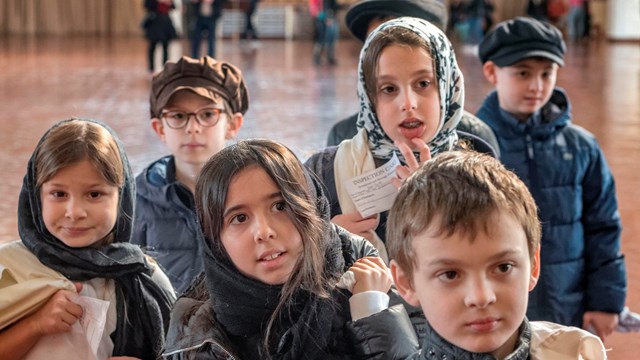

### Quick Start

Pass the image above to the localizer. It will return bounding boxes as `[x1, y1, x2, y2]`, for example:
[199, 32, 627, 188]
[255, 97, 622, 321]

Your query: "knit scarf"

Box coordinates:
[18, 118, 174, 360]
[355, 17, 464, 163]
[202, 171, 346, 359]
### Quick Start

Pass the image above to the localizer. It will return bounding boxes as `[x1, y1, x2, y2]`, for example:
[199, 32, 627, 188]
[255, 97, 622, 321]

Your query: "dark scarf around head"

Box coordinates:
[202, 169, 346, 359]
[18, 118, 174, 359]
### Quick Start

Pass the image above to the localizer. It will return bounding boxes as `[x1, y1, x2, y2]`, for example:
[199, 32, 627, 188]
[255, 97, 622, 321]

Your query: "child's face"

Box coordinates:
[220, 165, 303, 285]
[151, 90, 242, 169]
[392, 211, 540, 358]
[374, 44, 441, 150]
[483, 58, 558, 121]
[40, 160, 119, 248]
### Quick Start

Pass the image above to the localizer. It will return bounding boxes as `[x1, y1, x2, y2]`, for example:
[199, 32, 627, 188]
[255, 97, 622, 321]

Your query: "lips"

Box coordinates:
[62, 227, 91, 236]
[398, 118, 425, 140]
[466, 317, 499, 332]
[258, 250, 284, 262]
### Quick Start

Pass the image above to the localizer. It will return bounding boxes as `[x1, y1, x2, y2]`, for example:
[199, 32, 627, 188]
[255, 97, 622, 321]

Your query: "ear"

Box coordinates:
[390, 260, 420, 307]
[225, 113, 244, 140]
[150, 118, 166, 141]
[482, 61, 499, 85]
[528, 245, 541, 291]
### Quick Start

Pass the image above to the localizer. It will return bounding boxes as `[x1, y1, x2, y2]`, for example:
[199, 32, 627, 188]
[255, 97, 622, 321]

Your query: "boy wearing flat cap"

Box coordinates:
[133, 56, 247, 294]
[477, 17, 626, 342]
[326, 0, 500, 158]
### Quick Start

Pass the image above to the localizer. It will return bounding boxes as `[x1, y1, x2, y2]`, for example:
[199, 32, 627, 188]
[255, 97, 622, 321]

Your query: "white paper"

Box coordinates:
[344, 154, 401, 218]
[75, 295, 110, 356]
[25, 295, 109, 360]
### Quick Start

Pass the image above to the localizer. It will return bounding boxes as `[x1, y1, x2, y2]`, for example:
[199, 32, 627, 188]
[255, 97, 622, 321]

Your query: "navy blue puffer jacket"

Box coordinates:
[132, 156, 203, 295]
[477, 89, 626, 327]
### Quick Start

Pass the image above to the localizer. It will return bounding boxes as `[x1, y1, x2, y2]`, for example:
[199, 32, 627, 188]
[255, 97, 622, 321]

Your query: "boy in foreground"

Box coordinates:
[387, 151, 607, 359]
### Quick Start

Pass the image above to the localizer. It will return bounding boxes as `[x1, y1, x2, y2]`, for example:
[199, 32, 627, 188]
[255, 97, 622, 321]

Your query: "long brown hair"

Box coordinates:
[195, 139, 334, 353]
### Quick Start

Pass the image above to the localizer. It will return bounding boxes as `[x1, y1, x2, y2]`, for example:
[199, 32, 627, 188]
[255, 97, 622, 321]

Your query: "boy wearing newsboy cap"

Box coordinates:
[476, 17, 626, 342]
[133, 56, 247, 294]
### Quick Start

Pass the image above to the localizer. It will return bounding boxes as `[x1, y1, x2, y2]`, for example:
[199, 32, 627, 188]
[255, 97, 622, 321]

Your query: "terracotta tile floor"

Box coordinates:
[0, 35, 638, 356]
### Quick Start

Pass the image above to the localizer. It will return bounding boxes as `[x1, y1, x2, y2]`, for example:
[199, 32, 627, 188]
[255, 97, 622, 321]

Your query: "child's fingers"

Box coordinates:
[411, 138, 431, 164]
[349, 263, 392, 294]
[331, 212, 378, 234]
[74, 282, 83, 293]
[356, 256, 388, 270]
[395, 141, 420, 170]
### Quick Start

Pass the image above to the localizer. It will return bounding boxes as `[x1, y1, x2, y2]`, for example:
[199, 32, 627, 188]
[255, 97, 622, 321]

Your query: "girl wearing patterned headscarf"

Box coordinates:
[0, 119, 175, 359]
[306, 17, 470, 261]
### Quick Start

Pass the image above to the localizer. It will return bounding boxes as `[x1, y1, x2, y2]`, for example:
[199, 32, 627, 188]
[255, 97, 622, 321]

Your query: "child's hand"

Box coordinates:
[27, 282, 83, 336]
[331, 212, 378, 241]
[583, 311, 619, 342]
[349, 256, 392, 294]
[392, 139, 431, 188]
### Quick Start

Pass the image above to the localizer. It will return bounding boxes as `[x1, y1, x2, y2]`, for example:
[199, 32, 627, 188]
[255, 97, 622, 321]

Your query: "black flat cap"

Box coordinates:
[346, 0, 448, 42]
[479, 17, 566, 67]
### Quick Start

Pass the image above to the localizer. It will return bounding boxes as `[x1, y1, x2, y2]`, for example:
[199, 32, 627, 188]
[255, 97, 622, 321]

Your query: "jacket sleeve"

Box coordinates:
[346, 304, 420, 360]
[581, 142, 626, 313]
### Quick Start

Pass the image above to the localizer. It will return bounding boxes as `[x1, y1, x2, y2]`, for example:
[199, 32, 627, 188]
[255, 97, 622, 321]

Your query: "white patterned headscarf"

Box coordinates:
[356, 17, 464, 161]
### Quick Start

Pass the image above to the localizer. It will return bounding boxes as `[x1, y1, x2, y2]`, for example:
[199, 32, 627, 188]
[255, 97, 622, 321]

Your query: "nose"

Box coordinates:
[184, 113, 202, 133]
[401, 89, 417, 112]
[464, 276, 497, 309]
[528, 76, 543, 92]
[253, 214, 276, 243]
[65, 198, 87, 220]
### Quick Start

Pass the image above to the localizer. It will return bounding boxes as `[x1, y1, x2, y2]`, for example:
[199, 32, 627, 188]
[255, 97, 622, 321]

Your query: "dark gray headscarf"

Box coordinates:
[18, 118, 173, 359]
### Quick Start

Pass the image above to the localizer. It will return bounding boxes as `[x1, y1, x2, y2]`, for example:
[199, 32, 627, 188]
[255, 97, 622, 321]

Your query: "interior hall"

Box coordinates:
[0, 0, 638, 357]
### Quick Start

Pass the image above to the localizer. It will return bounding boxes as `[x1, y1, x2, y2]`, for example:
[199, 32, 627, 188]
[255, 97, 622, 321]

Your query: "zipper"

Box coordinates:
[525, 133, 538, 192]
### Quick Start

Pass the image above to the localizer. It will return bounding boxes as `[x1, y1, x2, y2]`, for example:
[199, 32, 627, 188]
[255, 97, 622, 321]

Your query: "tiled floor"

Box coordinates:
[0, 34, 638, 356]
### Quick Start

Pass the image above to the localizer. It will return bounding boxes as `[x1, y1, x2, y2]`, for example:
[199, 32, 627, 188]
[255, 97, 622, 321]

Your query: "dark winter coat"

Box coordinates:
[162, 232, 421, 359]
[144, 0, 177, 43]
[476, 89, 626, 327]
[132, 155, 202, 294]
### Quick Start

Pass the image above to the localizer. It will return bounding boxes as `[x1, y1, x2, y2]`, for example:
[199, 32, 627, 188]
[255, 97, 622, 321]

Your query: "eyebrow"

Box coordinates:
[426, 249, 523, 267]
[377, 68, 435, 82]
[42, 182, 109, 189]
[223, 191, 282, 218]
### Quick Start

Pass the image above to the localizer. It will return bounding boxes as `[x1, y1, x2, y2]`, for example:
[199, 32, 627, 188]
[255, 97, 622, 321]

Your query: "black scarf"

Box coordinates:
[202, 171, 346, 359]
[18, 118, 174, 360]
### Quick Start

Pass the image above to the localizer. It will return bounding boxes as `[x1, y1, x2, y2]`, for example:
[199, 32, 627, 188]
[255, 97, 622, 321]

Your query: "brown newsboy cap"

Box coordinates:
[150, 56, 249, 118]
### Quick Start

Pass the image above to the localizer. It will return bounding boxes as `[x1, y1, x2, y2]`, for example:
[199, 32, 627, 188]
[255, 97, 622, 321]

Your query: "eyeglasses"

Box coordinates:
[161, 108, 223, 129]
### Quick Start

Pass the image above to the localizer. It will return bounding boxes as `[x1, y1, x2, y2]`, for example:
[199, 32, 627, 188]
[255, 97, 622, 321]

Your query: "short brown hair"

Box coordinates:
[362, 26, 433, 109]
[386, 151, 540, 277]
